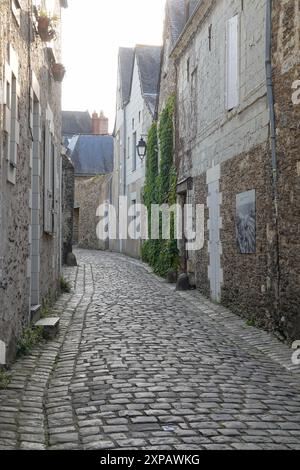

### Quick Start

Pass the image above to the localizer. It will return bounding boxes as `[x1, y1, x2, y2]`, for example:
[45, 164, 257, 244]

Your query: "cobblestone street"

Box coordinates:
[0, 249, 300, 450]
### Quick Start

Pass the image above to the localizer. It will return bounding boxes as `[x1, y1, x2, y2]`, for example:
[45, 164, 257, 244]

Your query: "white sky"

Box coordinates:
[61, 0, 166, 133]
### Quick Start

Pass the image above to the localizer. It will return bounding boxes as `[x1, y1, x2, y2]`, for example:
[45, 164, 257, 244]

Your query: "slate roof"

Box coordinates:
[189, 0, 200, 16]
[135, 45, 162, 117]
[119, 47, 135, 107]
[166, 0, 200, 46]
[117, 45, 162, 117]
[67, 135, 114, 176]
[62, 111, 92, 138]
[166, 0, 186, 46]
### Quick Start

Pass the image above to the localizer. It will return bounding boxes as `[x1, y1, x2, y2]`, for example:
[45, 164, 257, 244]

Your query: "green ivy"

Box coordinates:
[141, 95, 179, 278]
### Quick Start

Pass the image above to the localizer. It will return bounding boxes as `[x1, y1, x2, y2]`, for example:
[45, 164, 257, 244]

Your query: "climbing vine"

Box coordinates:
[142, 95, 180, 278]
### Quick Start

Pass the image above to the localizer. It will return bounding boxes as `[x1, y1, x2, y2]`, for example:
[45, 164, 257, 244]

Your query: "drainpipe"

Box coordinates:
[120, 105, 127, 253]
[123, 106, 127, 196]
[265, 0, 281, 311]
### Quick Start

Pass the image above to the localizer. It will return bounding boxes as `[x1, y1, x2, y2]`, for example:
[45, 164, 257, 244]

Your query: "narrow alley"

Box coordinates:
[0, 249, 300, 451]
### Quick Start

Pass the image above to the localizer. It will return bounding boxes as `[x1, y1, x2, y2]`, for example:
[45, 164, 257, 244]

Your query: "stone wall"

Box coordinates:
[220, 144, 277, 330]
[0, 0, 63, 363]
[272, 0, 300, 340]
[75, 175, 112, 250]
[173, 0, 300, 341]
[62, 152, 75, 264]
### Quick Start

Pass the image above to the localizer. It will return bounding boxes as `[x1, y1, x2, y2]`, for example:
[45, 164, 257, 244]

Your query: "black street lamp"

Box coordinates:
[136, 136, 147, 162]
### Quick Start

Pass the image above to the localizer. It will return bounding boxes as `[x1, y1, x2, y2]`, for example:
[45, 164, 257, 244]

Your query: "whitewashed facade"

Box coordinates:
[111, 46, 161, 258]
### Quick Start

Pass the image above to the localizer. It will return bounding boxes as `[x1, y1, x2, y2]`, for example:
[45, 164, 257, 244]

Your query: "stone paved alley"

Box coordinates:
[0, 249, 300, 450]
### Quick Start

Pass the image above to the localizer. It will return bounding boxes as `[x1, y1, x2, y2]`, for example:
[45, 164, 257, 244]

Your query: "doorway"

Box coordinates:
[208, 179, 221, 302]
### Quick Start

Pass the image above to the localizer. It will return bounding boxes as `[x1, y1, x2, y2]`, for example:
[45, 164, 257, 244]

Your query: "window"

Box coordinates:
[226, 15, 239, 110]
[185, 0, 190, 21]
[127, 136, 130, 160]
[44, 106, 56, 234]
[11, 0, 21, 26]
[132, 132, 137, 172]
[4, 45, 20, 185]
[9, 73, 18, 169]
[139, 111, 141, 123]
[6, 81, 11, 109]
[191, 68, 198, 134]
[187, 58, 190, 82]
[208, 24, 212, 52]
[44, 120, 54, 233]
[132, 199, 137, 239]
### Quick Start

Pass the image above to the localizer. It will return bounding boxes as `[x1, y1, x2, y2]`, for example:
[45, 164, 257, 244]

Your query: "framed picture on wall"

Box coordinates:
[236, 190, 256, 254]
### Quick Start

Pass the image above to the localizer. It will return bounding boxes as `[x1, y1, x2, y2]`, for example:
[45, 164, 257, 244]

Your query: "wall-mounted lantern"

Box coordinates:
[136, 136, 147, 162]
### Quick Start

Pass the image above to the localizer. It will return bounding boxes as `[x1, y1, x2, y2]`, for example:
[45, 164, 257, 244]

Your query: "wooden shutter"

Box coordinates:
[44, 120, 53, 233]
[4, 48, 20, 184]
[226, 15, 239, 110]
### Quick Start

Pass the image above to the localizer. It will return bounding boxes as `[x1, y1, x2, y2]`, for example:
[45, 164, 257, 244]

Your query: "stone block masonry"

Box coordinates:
[272, 0, 300, 340]
[74, 175, 112, 250]
[0, 0, 64, 363]
[62, 152, 75, 264]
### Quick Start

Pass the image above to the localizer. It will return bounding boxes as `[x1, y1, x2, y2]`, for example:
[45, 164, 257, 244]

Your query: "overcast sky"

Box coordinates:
[61, 0, 165, 132]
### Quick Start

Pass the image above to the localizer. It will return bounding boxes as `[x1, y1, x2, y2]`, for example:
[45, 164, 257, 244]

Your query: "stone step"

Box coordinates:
[35, 317, 60, 340]
[30, 305, 41, 324]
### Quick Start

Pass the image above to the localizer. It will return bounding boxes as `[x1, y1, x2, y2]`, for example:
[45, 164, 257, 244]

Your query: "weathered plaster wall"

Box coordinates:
[175, 0, 269, 179]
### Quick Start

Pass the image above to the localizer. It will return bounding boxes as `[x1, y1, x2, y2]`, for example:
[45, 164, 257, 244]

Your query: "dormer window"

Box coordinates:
[185, 0, 190, 22]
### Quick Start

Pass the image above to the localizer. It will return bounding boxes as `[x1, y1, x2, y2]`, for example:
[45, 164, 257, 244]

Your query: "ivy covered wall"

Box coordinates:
[141, 96, 179, 278]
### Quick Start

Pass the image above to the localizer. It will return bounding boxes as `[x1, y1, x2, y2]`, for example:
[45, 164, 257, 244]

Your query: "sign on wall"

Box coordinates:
[236, 190, 256, 254]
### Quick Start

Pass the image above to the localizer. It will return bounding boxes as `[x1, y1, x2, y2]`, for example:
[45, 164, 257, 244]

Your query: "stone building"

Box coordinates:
[111, 45, 162, 258]
[271, 0, 300, 340]
[61, 148, 75, 264]
[172, 0, 300, 341]
[0, 0, 67, 364]
[157, 0, 198, 115]
[67, 134, 114, 250]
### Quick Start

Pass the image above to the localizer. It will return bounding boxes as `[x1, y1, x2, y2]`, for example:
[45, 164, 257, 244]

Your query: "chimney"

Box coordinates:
[99, 110, 109, 135]
[92, 110, 109, 135]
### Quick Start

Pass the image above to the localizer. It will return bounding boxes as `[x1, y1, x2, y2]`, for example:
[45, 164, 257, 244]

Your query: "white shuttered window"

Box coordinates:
[226, 15, 239, 110]
[4, 45, 20, 184]
[44, 119, 54, 234]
